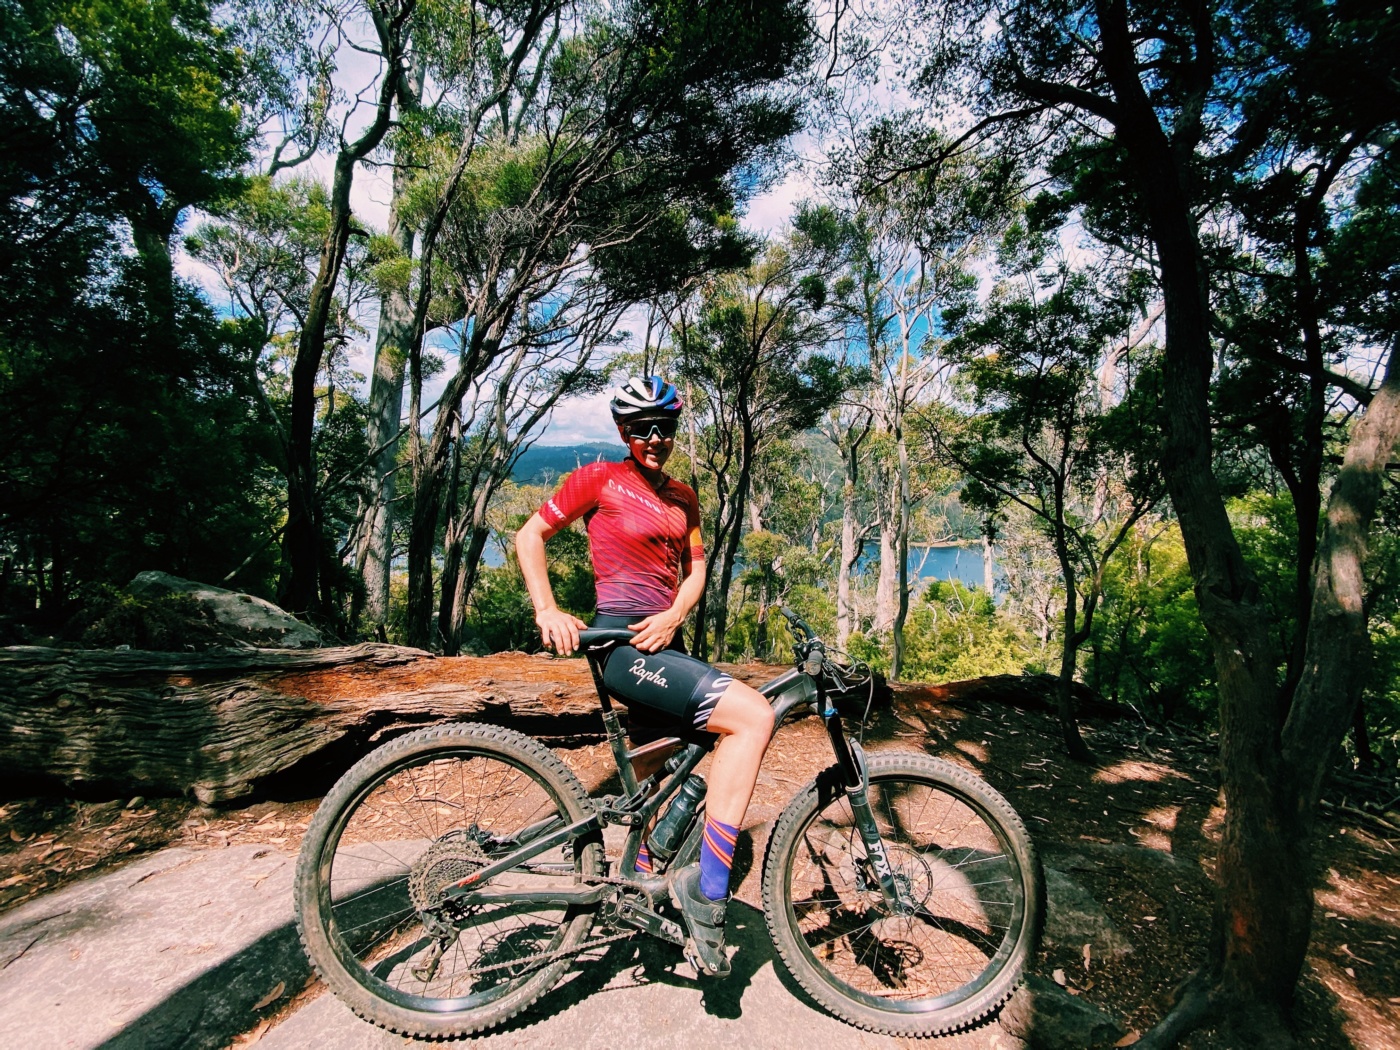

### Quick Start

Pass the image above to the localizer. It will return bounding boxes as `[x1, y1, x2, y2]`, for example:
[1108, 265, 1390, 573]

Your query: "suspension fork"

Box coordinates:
[818, 680, 908, 913]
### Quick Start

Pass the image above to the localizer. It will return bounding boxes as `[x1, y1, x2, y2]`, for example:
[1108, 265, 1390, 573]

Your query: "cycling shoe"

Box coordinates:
[670, 863, 731, 977]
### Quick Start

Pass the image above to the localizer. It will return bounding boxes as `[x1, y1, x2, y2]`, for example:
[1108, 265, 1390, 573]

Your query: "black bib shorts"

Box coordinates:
[591, 614, 732, 743]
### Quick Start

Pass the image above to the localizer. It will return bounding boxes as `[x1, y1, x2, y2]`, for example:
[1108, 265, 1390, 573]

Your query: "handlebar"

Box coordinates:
[779, 606, 816, 642]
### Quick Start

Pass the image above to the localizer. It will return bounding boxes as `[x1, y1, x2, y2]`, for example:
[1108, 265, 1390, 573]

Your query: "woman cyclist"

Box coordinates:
[514, 376, 773, 977]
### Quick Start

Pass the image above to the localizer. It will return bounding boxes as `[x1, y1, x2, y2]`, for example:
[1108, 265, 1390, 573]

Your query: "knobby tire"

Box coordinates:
[761, 751, 1044, 1037]
[293, 722, 603, 1038]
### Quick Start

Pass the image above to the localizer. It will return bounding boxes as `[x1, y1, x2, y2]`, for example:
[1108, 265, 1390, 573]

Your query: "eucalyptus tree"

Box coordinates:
[433, 304, 615, 654]
[934, 244, 1164, 760]
[279, 0, 416, 619]
[677, 216, 848, 661]
[392, 0, 813, 649]
[351, 0, 565, 633]
[895, 0, 1400, 1041]
[819, 139, 1009, 676]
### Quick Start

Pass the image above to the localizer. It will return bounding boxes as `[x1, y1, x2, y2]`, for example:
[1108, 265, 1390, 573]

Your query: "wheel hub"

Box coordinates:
[860, 842, 935, 912]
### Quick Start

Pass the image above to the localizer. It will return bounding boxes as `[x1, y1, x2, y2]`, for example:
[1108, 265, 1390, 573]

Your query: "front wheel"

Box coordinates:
[762, 751, 1043, 1037]
[294, 722, 604, 1038]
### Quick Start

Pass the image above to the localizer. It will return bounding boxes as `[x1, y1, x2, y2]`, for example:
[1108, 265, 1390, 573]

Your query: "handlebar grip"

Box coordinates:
[779, 606, 815, 641]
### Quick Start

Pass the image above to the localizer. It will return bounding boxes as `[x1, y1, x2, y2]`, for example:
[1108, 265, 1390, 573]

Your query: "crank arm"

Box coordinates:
[614, 899, 686, 946]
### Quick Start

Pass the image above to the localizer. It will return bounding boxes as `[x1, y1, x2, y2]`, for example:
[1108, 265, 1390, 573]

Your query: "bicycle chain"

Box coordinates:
[426, 869, 664, 981]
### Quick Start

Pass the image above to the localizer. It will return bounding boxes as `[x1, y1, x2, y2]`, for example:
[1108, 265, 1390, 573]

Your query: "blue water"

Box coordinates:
[856, 544, 988, 589]
[482, 538, 990, 588]
[911, 545, 988, 587]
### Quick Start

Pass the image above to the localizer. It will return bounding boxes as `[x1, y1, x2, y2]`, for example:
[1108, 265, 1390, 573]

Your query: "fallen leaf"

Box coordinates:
[1142, 915, 1157, 922]
[9, 829, 24, 843]
[236, 1019, 271, 1045]
[1114, 1032, 1141, 1047]
[0, 874, 28, 889]
[253, 981, 285, 1010]
[1082, 943, 1092, 971]
[1052, 968, 1066, 986]
[1345, 967, 1356, 978]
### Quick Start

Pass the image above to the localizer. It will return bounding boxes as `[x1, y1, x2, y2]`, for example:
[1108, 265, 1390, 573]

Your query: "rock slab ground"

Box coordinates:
[0, 840, 1040, 1050]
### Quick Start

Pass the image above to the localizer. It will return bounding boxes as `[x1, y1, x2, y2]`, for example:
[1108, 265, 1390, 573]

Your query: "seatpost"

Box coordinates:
[585, 648, 639, 794]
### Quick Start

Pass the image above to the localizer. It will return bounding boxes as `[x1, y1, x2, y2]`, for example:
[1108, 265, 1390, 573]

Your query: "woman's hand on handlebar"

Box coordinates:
[627, 609, 684, 653]
[535, 607, 587, 654]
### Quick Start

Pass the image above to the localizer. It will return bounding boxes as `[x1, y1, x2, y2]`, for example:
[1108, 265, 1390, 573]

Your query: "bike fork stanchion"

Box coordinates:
[818, 684, 907, 913]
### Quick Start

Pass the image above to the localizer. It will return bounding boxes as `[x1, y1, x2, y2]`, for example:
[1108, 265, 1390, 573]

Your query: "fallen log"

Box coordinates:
[1, 644, 1116, 805]
[0, 644, 621, 803]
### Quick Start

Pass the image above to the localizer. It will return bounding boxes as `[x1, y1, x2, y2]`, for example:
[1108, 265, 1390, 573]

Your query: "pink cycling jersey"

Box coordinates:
[538, 458, 703, 615]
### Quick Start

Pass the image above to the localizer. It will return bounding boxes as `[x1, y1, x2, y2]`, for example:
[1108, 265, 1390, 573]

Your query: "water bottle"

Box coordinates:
[648, 775, 706, 861]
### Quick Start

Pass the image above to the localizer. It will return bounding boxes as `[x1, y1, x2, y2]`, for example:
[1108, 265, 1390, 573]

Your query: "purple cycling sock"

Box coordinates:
[635, 841, 652, 874]
[699, 817, 738, 900]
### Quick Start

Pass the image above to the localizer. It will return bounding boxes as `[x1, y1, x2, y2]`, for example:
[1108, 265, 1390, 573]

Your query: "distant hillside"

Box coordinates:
[511, 443, 620, 484]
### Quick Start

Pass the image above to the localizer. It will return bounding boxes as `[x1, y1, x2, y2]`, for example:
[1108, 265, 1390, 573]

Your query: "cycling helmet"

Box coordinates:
[609, 375, 683, 421]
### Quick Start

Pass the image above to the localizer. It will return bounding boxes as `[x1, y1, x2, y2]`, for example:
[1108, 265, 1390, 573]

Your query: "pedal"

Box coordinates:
[681, 940, 733, 979]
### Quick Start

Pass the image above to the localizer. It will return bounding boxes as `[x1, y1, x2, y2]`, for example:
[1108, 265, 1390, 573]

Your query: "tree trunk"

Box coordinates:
[356, 166, 418, 631]
[0, 644, 611, 803]
[283, 9, 410, 617]
[453, 524, 492, 646]
[1093, 7, 1313, 1037]
[285, 152, 358, 618]
[874, 516, 897, 634]
[1054, 561, 1094, 762]
[405, 325, 502, 649]
[711, 473, 749, 661]
[892, 427, 912, 681]
[837, 467, 860, 648]
[435, 434, 465, 655]
[694, 466, 736, 661]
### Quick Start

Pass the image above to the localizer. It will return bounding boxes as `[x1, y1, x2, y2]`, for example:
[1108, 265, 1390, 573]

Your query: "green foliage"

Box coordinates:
[0, 0, 276, 624]
[0, 254, 283, 615]
[849, 580, 1032, 682]
[61, 585, 226, 651]
[1085, 525, 1215, 721]
[2, 0, 251, 242]
[460, 520, 595, 655]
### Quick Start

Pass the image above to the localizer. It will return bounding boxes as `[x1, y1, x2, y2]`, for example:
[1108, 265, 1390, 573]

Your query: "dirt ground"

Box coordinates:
[3, 665, 1398, 1049]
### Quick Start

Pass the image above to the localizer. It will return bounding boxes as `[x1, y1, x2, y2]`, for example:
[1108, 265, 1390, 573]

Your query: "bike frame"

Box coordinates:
[444, 618, 908, 921]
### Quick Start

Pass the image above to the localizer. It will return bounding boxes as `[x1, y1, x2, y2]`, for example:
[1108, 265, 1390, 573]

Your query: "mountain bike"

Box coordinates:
[293, 608, 1044, 1038]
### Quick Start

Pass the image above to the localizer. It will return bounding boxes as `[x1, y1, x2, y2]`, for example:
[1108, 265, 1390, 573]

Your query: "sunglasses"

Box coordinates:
[623, 418, 679, 441]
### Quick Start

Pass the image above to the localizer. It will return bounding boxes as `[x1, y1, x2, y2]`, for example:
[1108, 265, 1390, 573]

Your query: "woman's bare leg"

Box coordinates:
[700, 680, 775, 827]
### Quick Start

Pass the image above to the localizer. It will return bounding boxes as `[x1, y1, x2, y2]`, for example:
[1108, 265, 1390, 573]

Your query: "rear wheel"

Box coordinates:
[762, 751, 1043, 1036]
[294, 722, 603, 1038]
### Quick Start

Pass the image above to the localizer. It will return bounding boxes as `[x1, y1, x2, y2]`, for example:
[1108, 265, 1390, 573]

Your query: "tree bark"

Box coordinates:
[0, 644, 605, 803]
[892, 426, 912, 680]
[837, 461, 860, 648]
[1092, 0, 1317, 1034]
[356, 164, 419, 630]
[285, 5, 412, 618]
[710, 459, 751, 661]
